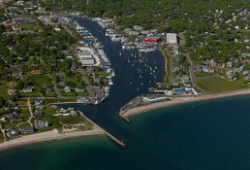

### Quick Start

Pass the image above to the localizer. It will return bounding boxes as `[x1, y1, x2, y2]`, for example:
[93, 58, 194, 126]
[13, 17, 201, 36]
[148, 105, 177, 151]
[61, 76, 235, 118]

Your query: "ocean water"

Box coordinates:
[1, 17, 250, 170]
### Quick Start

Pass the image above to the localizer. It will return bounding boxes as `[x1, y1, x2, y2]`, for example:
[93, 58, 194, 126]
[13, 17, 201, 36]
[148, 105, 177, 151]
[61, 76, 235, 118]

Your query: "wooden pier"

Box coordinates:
[80, 112, 127, 148]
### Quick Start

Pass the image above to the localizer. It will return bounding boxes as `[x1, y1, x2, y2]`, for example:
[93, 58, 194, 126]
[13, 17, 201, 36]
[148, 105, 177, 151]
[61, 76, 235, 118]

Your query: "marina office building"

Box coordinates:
[78, 47, 96, 66]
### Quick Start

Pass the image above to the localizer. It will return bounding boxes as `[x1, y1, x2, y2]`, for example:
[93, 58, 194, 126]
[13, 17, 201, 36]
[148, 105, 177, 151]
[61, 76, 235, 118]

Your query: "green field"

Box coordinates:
[19, 122, 31, 129]
[20, 109, 31, 121]
[20, 89, 41, 98]
[16, 100, 27, 106]
[43, 92, 58, 97]
[0, 133, 5, 143]
[215, 67, 227, 74]
[0, 83, 10, 99]
[42, 107, 57, 117]
[196, 76, 248, 93]
[195, 72, 217, 78]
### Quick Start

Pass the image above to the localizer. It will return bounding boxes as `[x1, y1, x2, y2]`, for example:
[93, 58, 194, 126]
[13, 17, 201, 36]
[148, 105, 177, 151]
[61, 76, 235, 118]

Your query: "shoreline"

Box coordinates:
[0, 129, 105, 151]
[123, 88, 250, 118]
[160, 48, 168, 83]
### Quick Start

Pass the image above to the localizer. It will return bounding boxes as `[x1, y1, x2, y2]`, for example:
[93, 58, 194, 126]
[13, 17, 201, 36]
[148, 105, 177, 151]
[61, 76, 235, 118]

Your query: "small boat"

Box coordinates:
[95, 100, 102, 105]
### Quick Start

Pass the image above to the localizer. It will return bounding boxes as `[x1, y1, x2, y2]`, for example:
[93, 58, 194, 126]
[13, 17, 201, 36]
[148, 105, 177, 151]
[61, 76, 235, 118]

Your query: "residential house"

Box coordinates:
[72, 70, 78, 75]
[34, 120, 49, 129]
[71, 110, 78, 117]
[13, 111, 20, 117]
[34, 99, 43, 106]
[202, 65, 214, 72]
[20, 127, 34, 133]
[31, 70, 42, 74]
[12, 118, 23, 123]
[44, 87, 52, 93]
[75, 88, 85, 93]
[12, 70, 22, 77]
[12, 25, 21, 31]
[8, 89, 17, 95]
[129, 31, 140, 36]
[22, 86, 33, 93]
[243, 70, 250, 74]
[124, 28, 132, 33]
[64, 86, 71, 93]
[34, 110, 43, 116]
[59, 81, 66, 86]
[5, 113, 14, 119]
[56, 72, 66, 78]
[7, 129, 19, 137]
[227, 61, 234, 67]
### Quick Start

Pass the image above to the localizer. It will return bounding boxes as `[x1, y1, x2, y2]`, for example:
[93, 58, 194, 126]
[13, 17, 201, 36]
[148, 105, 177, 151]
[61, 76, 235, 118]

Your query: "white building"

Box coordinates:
[166, 33, 177, 44]
[79, 54, 95, 65]
[142, 97, 168, 104]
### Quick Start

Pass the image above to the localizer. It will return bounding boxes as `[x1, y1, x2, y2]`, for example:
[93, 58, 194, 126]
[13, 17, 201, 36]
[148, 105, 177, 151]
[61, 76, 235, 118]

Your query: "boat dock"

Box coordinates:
[80, 112, 127, 148]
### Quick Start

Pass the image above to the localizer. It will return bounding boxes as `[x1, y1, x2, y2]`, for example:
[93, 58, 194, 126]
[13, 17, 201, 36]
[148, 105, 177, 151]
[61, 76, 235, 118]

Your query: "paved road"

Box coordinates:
[186, 53, 208, 94]
[79, 68, 94, 98]
[39, 59, 62, 98]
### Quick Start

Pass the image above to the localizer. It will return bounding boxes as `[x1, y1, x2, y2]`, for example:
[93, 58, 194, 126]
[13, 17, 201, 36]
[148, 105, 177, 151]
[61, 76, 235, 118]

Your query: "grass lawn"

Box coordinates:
[19, 122, 31, 128]
[215, 67, 227, 74]
[35, 126, 53, 133]
[60, 91, 77, 97]
[4, 122, 18, 129]
[77, 91, 89, 97]
[20, 89, 41, 98]
[43, 107, 57, 117]
[0, 83, 10, 99]
[44, 92, 58, 97]
[20, 24, 42, 31]
[20, 109, 31, 121]
[195, 72, 217, 78]
[0, 133, 5, 143]
[59, 74, 85, 89]
[196, 76, 248, 93]
[96, 72, 112, 77]
[58, 115, 92, 126]
[16, 99, 27, 106]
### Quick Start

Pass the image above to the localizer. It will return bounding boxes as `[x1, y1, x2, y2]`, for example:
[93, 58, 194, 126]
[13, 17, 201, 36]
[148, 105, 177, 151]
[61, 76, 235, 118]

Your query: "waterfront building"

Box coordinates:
[34, 120, 49, 129]
[144, 36, 161, 43]
[142, 96, 168, 104]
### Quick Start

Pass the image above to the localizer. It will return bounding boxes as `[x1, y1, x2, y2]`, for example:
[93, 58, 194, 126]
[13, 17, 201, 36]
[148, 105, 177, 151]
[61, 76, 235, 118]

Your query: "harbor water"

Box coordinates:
[1, 17, 250, 170]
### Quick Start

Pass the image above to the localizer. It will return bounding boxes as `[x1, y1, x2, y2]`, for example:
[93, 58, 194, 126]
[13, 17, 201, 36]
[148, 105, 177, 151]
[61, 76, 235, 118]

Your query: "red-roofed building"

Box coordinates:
[72, 70, 78, 75]
[144, 36, 161, 43]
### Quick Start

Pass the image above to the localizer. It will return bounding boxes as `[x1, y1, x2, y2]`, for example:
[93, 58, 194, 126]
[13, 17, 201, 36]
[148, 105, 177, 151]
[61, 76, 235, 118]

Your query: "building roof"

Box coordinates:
[167, 33, 177, 41]
[145, 36, 161, 40]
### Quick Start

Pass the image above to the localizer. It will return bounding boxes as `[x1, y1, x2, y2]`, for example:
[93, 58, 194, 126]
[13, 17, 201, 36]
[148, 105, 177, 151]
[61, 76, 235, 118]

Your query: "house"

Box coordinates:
[71, 110, 78, 117]
[5, 113, 14, 119]
[133, 25, 143, 30]
[8, 89, 17, 95]
[64, 86, 71, 93]
[56, 72, 66, 78]
[54, 28, 60, 31]
[44, 87, 52, 93]
[13, 118, 23, 123]
[35, 110, 43, 116]
[129, 31, 140, 36]
[12, 25, 21, 31]
[13, 111, 20, 117]
[6, 100, 16, 107]
[31, 70, 42, 74]
[22, 86, 33, 93]
[34, 99, 43, 106]
[36, 106, 44, 110]
[59, 81, 66, 86]
[184, 82, 192, 87]
[34, 120, 49, 129]
[227, 61, 234, 67]
[202, 65, 214, 72]
[7, 129, 19, 137]
[75, 88, 85, 93]
[12, 70, 22, 77]
[72, 70, 78, 75]
[243, 70, 250, 74]
[124, 28, 132, 33]
[20, 127, 34, 133]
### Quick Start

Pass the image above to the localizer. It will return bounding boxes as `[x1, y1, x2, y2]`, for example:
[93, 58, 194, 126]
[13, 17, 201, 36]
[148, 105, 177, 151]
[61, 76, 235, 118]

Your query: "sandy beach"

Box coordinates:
[0, 128, 105, 151]
[123, 88, 250, 117]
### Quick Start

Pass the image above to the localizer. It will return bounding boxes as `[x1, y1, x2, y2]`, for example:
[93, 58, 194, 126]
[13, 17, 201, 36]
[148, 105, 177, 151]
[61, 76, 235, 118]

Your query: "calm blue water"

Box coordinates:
[1, 17, 250, 170]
